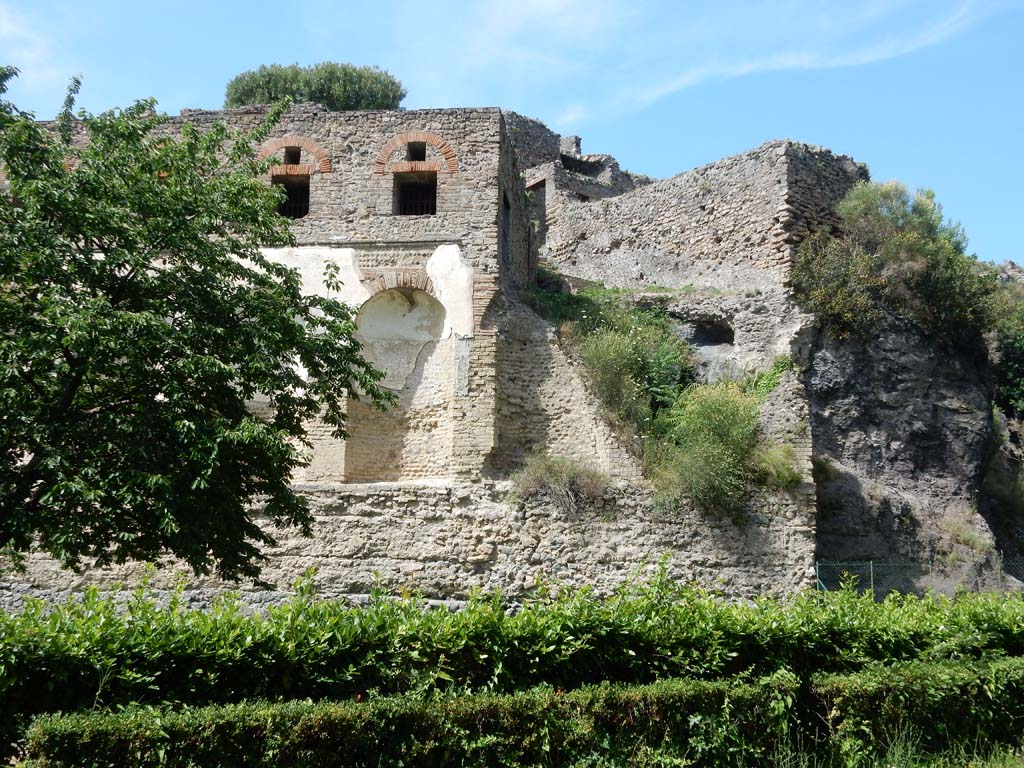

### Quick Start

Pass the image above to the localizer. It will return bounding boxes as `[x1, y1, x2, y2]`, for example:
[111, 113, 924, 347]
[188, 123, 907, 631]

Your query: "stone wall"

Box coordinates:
[490, 306, 643, 481]
[500, 111, 561, 172]
[0, 479, 815, 610]
[543, 140, 866, 293]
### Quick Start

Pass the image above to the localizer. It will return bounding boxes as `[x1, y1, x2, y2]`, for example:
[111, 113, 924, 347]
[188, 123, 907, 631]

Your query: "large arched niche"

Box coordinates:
[343, 287, 455, 482]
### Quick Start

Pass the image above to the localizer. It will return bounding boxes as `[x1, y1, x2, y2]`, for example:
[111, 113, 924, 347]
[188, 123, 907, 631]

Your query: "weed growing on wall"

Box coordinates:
[509, 452, 610, 514]
[647, 356, 799, 514]
[524, 271, 800, 515]
[647, 381, 760, 515]
[521, 271, 694, 432]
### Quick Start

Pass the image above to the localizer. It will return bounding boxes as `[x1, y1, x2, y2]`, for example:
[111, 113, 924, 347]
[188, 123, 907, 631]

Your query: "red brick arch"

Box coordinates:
[256, 135, 332, 174]
[373, 131, 458, 175]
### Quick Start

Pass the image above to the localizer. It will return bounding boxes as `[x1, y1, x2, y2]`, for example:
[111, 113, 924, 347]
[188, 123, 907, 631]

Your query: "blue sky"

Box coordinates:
[2, 0, 1022, 263]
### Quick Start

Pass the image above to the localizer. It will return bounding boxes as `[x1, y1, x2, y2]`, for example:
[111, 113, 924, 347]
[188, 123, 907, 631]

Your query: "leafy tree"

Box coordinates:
[791, 180, 997, 346]
[0, 68, 390, 580]
[993, 293, 1024, 418]
[224, 62, 406, 111]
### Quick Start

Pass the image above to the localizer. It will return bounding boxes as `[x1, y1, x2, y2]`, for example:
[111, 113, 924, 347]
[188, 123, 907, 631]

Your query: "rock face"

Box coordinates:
[803, 319, 996, 565]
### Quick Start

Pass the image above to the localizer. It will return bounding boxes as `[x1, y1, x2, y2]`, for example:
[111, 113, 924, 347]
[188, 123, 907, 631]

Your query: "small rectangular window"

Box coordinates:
[273, 175, 310, 219]
[283, 146, 301, 165]
[393, 171, 437, 216]
[406, 142, 427, 162]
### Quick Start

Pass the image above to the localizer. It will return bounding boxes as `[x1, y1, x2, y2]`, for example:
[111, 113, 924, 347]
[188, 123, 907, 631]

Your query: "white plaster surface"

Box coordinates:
[426, 244, 475, 338]
[263, 246, 371, 307]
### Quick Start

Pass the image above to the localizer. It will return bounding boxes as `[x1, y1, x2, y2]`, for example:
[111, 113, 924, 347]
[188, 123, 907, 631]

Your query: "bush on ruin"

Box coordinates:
[791, 181, 998, 346]
[510, 452, 610, 514]
[224, 62, 406, 111]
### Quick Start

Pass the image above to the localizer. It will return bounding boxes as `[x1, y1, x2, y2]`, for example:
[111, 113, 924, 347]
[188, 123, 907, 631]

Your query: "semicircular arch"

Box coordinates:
[373, 131, 458, 175]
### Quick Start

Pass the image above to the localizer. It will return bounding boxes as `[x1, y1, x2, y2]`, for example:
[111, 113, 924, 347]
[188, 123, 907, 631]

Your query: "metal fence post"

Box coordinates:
[870, 561, 875, 599]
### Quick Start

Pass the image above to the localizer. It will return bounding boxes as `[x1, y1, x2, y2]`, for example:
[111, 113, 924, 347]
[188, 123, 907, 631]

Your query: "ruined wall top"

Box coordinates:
[543, 139, 868, 292]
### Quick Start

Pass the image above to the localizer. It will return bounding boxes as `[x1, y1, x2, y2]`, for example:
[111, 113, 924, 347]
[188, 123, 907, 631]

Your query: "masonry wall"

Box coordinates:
[500, 111, 561, 172]
[489, 307, 644, 481]
[0, 479, 815, 609]
[178, 104, 528, 482]
[543, 140, 866, 292]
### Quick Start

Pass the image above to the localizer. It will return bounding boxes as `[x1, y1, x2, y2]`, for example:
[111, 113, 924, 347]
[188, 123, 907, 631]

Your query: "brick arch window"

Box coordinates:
[255, 135, 333, 220]
[374, 132, 458, 217]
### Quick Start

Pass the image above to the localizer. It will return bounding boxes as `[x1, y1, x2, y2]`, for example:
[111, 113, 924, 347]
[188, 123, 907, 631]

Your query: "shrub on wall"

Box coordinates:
[524, 273, 800, 515]
[521, 276, 694, 432]
[993, 294, 1024, 419]
[646, 357, 800, 514]
[791, 181, 998, 346]
[647, 382, 760, 514]
[509, 452, 610, 514]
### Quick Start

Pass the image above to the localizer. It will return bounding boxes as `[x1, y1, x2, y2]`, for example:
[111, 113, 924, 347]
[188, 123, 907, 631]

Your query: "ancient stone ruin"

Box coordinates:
[3, 102, 1007, 607]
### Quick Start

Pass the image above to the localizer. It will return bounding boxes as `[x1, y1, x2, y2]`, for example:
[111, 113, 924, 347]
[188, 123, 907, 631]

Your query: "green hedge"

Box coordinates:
[813, 656, 1024, 761]
[5, 579, 1024, 755]
[25, 659, 1024, 767]
[23, 674, 798, 768]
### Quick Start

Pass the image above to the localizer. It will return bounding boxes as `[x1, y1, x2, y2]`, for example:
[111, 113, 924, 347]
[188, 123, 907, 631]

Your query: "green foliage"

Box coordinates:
[791, 181, 998, 346]
[224, 62, 406, 111]
[522, 277, 694, 431]
[743, 355, 795, 400]
[524, 272, 801, 514]
[993, 296, 1024, 418]
[648, 382, 760, 514]
[0, 69, 391, 580]
[24, 675, 798, 768]
[6, 577, 1024, 752]
[18, 586, 1024, 766]
[813, 657, 1024, 762]
[509, 452, 610, 514]
[753, 443, 803, 491]
[647, 362, 800, 514]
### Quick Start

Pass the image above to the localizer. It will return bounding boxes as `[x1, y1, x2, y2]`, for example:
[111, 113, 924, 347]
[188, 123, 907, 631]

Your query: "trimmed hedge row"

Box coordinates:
[813, 655, 1024, 760]
[23, 674, 799, 768]
[24, 658, 1024, 767]
[5, 578, 1024, 752]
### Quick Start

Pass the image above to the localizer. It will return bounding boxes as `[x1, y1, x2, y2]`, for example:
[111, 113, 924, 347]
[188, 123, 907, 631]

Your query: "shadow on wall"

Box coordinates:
[344, 288, 456, 481]
[486, 307, 556, 476]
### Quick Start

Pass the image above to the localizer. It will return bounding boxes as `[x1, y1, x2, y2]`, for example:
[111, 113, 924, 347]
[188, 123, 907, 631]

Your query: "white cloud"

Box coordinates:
[368, 0, 997, 127]
[0, 4, 70, 104]
[595, 1, 988, 119]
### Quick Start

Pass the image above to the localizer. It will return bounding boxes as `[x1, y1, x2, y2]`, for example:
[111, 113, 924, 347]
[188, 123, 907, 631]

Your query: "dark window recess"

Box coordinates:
[692, 320, 735, 345]
[500, 193, 511, 266]
[273, 176, 310, 219]
[394, 171, 437, 215]
[283, 146, 302, 165]
[406, 141, 427, 161]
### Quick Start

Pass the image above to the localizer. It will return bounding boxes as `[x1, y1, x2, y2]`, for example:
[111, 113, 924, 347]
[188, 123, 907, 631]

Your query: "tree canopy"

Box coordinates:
[0, 68, 390, 581]
[224, 62, 406, 112]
